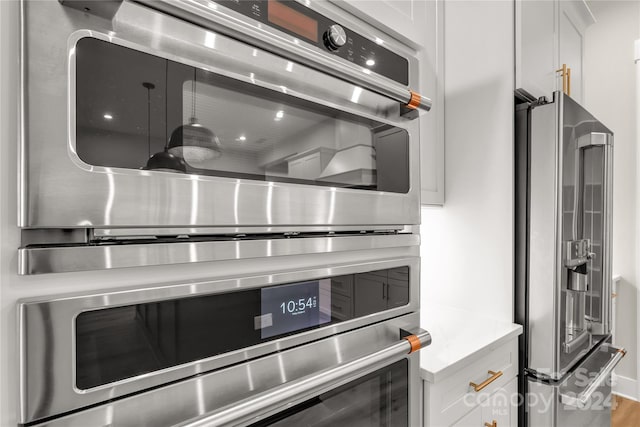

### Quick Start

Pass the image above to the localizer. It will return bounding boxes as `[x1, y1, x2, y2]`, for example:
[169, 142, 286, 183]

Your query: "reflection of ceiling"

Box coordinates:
[184, 81, 332, 155]
[75, 38, 168, 141]
[75, 38, 379, 169]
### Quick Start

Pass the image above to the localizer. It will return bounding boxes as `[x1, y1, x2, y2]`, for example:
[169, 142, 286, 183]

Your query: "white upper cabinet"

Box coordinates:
[558, 1, 594, 104]
[331, 0, 429, 43]
[516, 0, 556, 99]
[516, 0, 595, 104]
[331, 0, 444, 205]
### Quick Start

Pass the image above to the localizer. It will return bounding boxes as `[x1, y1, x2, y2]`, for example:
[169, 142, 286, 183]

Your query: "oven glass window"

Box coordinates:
[250, 360, 408, 427]
[75, 267, 409, 389]
[75, 37, 410, 193]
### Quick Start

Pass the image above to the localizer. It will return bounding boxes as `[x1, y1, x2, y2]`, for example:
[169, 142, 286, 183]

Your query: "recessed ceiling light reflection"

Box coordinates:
[365, 59, 375, 67]
[205, 32, 216, 49]
[103, 113, 113, 120]
[375, 37, 384, 45]
[274, 110, 284, 121]
[350, 87, 363, 103]
[236, 135, 247, 142]
[286, 62, 293, 72]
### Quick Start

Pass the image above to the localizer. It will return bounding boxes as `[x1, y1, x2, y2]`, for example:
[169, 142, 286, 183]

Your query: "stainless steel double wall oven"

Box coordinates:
[18, 0, 431, 426]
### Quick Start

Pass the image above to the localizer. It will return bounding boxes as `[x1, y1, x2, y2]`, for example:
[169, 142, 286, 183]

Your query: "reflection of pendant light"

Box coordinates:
[144, 63, 187, 173]
[167, 67, 222, 162]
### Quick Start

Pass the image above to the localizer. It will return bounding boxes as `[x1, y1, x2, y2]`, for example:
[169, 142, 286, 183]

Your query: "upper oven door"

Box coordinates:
[20, 0, 421, 230]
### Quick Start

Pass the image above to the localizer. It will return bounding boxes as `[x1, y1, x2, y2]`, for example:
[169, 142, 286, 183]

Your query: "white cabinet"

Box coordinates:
[453, 405, 482, 427]
[515, 0, 556, 99]
[287, 148, 334, 180]
[449, 377, 517, 427]
[440, 380, 518, 427]
[516, 0, 595, 104]
[423, 337, 518, 427]
[557, 1, 592, 103]
[330, 0, 428, 44]
[479, 377, 517, 427]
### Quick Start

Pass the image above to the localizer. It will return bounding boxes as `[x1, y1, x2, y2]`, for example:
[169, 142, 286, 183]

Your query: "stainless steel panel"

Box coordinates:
[528, 93, 614, 379]
[527, 380, 557, 427]
[20, 0, 421, 229]
[35, 313, 424, 427]
[176, 329, 431, 427]
[559, 344, 625, 409]
[527, 99, 560, 378]
[19, 255, 420, 423]
[137, 0, 431, 112]
[19, 233, 419, 275]
[92, 225, 409, 238]
[592, 138, 614, 336]
[528, 341, 621, 427]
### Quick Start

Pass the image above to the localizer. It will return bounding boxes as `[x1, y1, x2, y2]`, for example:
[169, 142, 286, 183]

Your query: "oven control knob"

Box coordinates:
[324, 24, 347, 50]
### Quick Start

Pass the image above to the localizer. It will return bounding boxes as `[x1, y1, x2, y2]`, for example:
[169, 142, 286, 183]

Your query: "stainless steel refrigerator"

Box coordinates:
[515, 91, 626, 426]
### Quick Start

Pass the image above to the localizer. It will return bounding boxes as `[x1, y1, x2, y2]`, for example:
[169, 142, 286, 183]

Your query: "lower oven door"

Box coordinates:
[35, 313, 429, 427]
[247, 359, 411, 427]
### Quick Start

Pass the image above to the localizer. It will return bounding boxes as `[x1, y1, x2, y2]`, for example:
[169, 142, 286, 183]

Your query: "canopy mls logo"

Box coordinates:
[462, 367, 616, 414]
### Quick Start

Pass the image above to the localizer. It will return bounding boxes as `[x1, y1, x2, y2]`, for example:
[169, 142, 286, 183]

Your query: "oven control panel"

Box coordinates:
[214, 0, 409, 85]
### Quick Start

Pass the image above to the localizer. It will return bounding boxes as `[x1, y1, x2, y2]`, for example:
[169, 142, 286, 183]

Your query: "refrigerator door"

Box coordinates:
[577, 133, 614, 337]
[559, 95, 614, 373]
[527, 342, 625, 427]
[527, 93, 614, 379]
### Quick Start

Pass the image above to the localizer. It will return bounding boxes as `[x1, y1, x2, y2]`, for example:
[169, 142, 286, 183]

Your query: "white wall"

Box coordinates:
[583, 0, 640, 391]
[420, 0, 514, 324]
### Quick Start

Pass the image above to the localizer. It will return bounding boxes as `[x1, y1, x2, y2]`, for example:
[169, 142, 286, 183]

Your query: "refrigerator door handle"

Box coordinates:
[560, 347, 626, 408]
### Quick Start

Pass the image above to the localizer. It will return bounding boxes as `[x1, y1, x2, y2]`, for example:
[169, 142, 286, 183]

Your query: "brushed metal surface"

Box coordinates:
[35, 313, 424, 427]
[559, 344, 624, 408]
[19, 255, 420, 423]
[91, 225, 410, 238]
[527, 93, 614, 380]
[595, 136, 614, 336]
[176, 329, 431, 427]
[20, 0, 422, 229]
[528, 98, 560, 378]
[527, 341, 618, 427]
[19, 233, 419, 275]
[138, 0, 431, 112]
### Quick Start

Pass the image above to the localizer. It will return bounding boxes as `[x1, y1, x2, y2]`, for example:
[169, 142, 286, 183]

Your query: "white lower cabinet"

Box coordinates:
[478, 377, 517, 427]
[423, 338, 518, 427]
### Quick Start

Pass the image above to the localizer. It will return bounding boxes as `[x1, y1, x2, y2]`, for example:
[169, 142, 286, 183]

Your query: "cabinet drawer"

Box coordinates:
[331, 275, 353, 298]
[330, 293, 353, 321]
[425, 338, 518, 427]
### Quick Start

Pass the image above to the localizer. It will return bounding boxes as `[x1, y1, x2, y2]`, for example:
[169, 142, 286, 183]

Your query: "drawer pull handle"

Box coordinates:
[470, 370, 503, 392]
[484, 421, 497, 427]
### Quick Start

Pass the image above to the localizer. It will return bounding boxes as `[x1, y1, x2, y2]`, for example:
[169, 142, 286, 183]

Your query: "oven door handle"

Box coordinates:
[131, 0, 432, 116]
[175, 329, 431, 427]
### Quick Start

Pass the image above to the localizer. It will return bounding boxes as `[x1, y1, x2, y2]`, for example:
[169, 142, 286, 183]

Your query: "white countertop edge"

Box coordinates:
[420, 323, 522, 383]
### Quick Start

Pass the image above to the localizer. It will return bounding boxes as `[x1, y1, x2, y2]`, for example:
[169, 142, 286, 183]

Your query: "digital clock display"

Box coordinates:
[258, 279, 331, 339]
[268, 0, 318, 43]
